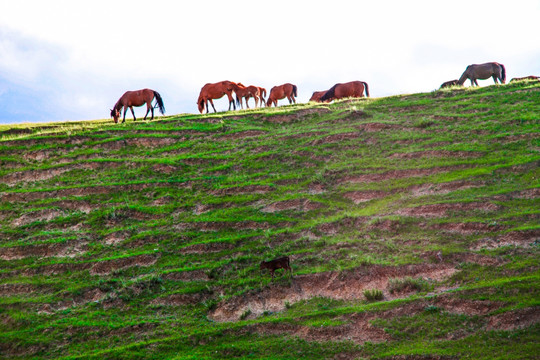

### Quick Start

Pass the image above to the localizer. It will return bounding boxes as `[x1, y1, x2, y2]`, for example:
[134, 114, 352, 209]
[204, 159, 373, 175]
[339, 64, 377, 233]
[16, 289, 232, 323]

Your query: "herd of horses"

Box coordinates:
[110, 62, 538, 123]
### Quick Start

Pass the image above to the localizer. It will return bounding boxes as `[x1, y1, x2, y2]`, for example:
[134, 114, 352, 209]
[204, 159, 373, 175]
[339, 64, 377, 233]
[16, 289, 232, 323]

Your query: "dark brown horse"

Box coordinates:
[309, 90, 328, 102]
[440, 79, 459, 89]
[457, 62, 506, 86]
[231, 83, 261, 109]
[509, 75, 539, 82]
[260, 256, 292, 279]
[110, 89, 165, 124]
[319, 81, 369, 102]
[266, 83, 297, 107]
[197, 81, 237, 113]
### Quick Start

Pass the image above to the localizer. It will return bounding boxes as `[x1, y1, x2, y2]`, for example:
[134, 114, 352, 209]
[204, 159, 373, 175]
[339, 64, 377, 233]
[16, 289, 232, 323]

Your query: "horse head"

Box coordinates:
[110, 108, 120, 123]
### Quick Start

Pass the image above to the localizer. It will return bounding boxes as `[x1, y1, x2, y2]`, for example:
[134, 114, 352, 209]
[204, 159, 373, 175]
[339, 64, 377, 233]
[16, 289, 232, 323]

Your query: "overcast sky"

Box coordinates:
[1, 0, 539, 124]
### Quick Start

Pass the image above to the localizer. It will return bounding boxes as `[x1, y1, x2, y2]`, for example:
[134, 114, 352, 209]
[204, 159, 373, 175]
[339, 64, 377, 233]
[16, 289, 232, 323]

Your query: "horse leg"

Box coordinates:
[130, 106, 136, 121]
[208, 99, 217, 113]
[492, 75, 499, 84]
[122, 106, 128, 123]
[144, 102, 151, 120]
[245, 97, 250, 109]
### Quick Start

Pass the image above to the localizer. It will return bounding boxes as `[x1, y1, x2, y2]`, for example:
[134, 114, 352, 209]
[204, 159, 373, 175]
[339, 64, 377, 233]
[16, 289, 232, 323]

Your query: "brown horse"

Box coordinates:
[231, 83, 261, 109]
[509, 75, 539, 82]
[266, 83, 297, 107]
[110, 89, 165, 124]
[309, 90, 328, 102]
[440, 79, 459, 89]
[197, 81, 237, 113]
[319, 81, 369, 102]
[457, 62, 506, 86]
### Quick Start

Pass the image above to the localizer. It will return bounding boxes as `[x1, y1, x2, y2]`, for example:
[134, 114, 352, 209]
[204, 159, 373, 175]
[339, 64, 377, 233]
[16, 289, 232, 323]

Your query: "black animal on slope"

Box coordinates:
[260, 256, 292, 279]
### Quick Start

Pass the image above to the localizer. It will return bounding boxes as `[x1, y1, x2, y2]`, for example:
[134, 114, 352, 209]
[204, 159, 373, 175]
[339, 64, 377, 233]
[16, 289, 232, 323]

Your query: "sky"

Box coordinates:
[1, 0, 539, 124]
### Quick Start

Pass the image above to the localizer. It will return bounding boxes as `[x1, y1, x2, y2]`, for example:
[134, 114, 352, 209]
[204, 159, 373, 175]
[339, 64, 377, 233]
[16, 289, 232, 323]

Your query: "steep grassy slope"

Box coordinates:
[0, 81, 539, 359]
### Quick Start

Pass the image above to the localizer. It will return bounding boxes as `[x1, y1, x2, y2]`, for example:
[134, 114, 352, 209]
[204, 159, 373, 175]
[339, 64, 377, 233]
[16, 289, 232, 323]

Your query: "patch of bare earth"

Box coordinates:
[395, 202, 499, 218]
[472, 229, 540, 250]
[11, 209, 65, 227]
[163, 270, 209, 282]
[486, 307, 540, 331]
[434, 295, 502, 316]
[409, 181, 484, 196]
[0, 241, 88, 260]
[339, 166, 469, 184]
[90, 254, 158, 275]
[179, 242, 234, 254]
[218, 130, 266, 140]
[343, 190, 389, 204]
[310, 132, 361, 145]
[389, 150, 483, 159]
[209, 263, 457, 322]
[261, 199, 324, 213]
[210, 185, 273, 196]
[260, 108, 331, 123]
[428, 222, 505, 234]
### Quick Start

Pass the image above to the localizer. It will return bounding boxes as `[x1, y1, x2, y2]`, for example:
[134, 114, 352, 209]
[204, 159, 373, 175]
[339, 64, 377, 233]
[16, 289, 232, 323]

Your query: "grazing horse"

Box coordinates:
[266, 83, 297, 107]
[110, 89, 165, 124]
[509, 75, 539, 82]
[440, 79, 459, 89]
[319, 81, 369, 102]
[260, 256, 292, 279]
[309, 90, 328, 102]
[457, 62, 506, 86]
[231, 83, 261, 109]
[197, 81, 237, 113]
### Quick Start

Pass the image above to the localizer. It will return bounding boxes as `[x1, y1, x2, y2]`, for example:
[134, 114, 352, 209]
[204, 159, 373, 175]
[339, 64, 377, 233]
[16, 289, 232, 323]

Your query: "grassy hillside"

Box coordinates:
[0, 81, 539, 359]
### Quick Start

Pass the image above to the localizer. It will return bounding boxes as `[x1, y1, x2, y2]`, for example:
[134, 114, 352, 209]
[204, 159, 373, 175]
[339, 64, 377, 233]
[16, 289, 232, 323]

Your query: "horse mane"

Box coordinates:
[319, 84, 338, 102]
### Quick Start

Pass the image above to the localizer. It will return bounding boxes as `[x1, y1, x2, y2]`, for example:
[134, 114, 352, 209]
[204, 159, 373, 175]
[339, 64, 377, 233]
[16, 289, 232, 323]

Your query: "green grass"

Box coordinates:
[0, 82, 539, 359]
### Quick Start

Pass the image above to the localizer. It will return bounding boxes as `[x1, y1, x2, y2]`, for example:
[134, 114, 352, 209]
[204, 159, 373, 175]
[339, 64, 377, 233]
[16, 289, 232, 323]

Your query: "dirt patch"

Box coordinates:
[310, 132, 361, 145]
[339, 166, 469, 184]
[209, 263, 457, 322]
[11, 209, 66, 227]
[486, 307, 540, 331]
[163, 270, 209, 282]
[150, 293, 206, 306]
[434, 295, 502, 316]
[210, 185, 273, 196]
[343, 190, 389, 204]
[429, 222, 504, 234]
[219, 130, 266, 140]
[409, 181, 484, 196]
[0, 241, 88, 260]
[0, 283, 41, 297]
[261, 108, 331, 123]
[472, 229, 540, 250]
[179, 242, 234, 254]
[395, 202, 499, 218]
[357, 122, 401, 132]
[261, 199, 324, 213]
[389, 150, 483, 159]
[90, 254, 158, 275]
[248, 312, 390, 345]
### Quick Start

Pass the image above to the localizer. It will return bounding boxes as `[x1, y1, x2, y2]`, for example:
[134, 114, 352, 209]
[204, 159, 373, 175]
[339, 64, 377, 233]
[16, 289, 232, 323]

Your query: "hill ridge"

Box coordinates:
[0, 82, 539, 359]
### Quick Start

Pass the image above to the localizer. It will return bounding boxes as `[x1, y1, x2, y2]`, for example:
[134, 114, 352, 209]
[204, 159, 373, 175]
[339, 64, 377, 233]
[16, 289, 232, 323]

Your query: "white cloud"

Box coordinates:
[1, 0, 539, 123]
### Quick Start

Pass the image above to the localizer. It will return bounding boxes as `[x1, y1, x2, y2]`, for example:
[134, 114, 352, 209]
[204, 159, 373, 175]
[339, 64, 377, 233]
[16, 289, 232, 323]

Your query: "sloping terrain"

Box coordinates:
[0, 81, 539, 359]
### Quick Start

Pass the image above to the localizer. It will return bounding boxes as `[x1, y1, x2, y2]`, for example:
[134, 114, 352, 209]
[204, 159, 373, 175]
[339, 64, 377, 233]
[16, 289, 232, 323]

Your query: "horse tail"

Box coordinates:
[499, 63, 506, 84]
[320, 84, 337, 102]
[153, 91, 166, 114]
[362, 82, 370, 97]
[292, 84, 298, 97]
